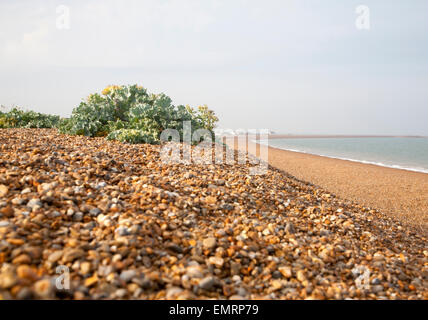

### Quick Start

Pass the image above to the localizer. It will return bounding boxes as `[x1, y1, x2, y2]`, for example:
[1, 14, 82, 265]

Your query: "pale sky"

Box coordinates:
[1, 0, 427, 135]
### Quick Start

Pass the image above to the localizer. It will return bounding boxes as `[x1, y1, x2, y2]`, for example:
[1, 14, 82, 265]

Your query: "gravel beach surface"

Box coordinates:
[231, 137, 428, 233]
[0, 129, 427, 300]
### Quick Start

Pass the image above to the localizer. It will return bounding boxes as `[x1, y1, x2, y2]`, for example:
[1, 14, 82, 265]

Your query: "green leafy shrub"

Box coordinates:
[0, 107, 60, 129]
[106, 128, 159, 144]
[59, 84, 219, 144]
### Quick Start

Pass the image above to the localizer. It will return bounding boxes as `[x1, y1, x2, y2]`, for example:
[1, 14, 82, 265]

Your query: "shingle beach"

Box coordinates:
[0, 129, 426, 299]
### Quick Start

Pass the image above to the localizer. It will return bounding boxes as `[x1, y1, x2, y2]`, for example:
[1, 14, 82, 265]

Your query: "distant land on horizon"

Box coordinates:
[268, 134, 428, 139]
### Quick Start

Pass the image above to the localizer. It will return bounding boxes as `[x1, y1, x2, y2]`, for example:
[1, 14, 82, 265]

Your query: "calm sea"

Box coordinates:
[260, 137, 428, 173]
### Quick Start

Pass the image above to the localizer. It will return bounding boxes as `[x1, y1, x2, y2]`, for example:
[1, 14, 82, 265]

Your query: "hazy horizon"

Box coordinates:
[1, 0, 427, 136]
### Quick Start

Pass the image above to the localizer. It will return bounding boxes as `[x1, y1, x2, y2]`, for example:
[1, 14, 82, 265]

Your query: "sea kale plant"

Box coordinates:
[0, 107, 60, 129]
[59, 85, 219, 144]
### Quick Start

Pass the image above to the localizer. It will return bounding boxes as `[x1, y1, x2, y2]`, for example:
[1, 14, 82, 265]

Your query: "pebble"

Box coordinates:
[73, 212, 83, 222]
[166, 243, 182, 253]
[89, 208, 102, 217]
[0, 221, 10, 228]
[0, 206, 14, 217]
[33, 279, 53, 299]
[202, 237, 217, 250]
[296, 270, 306, 283]
[63, 249, 84, 263]
[199, 276, 216, 291]
[84, 274, 99, 287]
[186, 265, 204, 279]
[114, 289, 127, 299]
[0, 272, 17, 289]
[11, 198, 25, 205]
[119, 270, 137, 283]
[208, 256, 224, 268]
[285, 222, 296, 234]
[166, 287, 184, 299]
[12, 254, 32, 265]
[0, 185, 8, 197]
[17, 265, 38, 281]
[278, 266, 292, 279]
[372, 285, 384, 294]
[96, 182, 107, 190]
[373, 253, 385, 261]
[262, 229, 270, 236]
[48, 251, 63, 263]
[80, 262, 92, 275]
[16, 287, 34, 300]
[21, 188, 32, 195]
[236, 287, 247, 297]
[116, 226, 130, 236]
[26, 198, 42, 209]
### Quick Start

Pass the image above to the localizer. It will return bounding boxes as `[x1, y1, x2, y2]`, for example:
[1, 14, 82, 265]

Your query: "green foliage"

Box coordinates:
[0, 85, 219, 146]
[186, 105, 219, 132]
[58, 84, 219, 144]
[0, 107, 60, 129]
[106, 129, 159, 144]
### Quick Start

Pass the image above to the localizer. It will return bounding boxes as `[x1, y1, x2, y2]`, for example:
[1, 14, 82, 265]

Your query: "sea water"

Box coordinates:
[259, 137, 428, 174]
